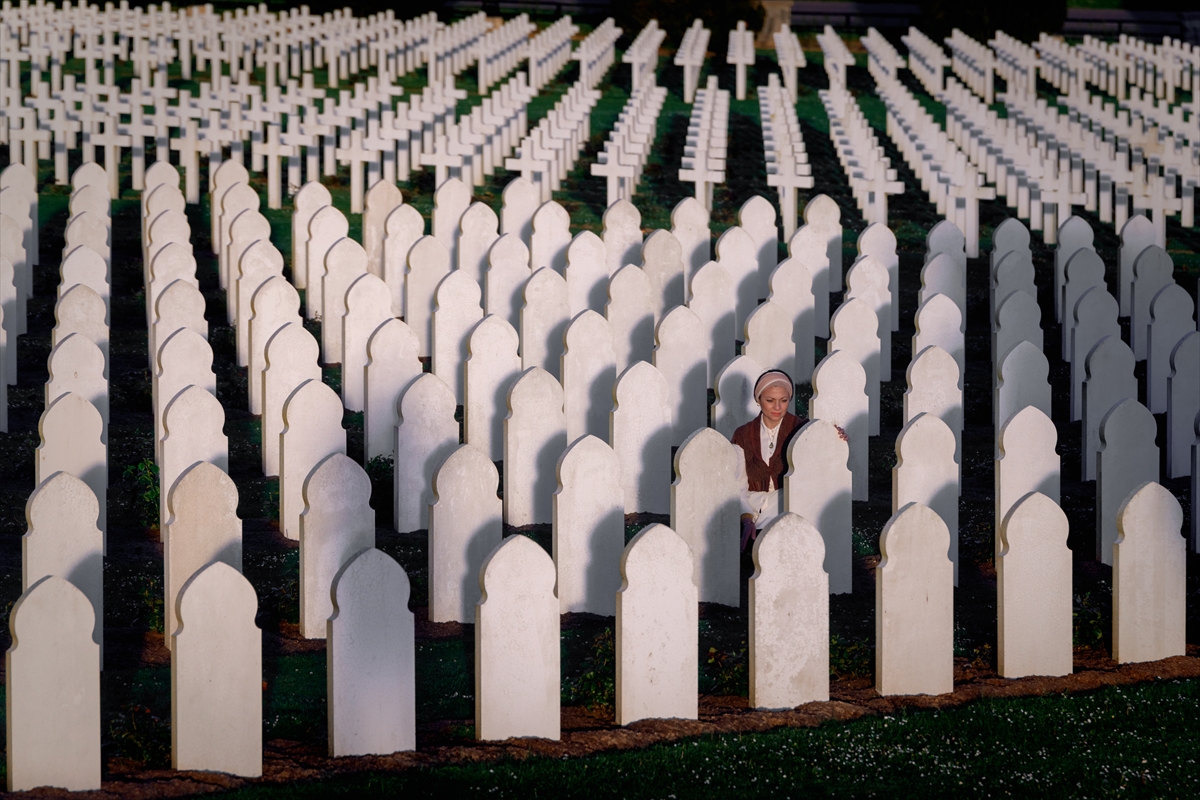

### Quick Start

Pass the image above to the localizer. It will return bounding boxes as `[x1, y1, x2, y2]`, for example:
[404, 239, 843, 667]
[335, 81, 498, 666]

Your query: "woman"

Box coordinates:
[732, 370, 806, 551]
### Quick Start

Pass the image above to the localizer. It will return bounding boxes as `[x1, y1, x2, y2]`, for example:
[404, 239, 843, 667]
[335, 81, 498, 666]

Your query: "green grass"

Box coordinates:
[213, 678, 1200, 798]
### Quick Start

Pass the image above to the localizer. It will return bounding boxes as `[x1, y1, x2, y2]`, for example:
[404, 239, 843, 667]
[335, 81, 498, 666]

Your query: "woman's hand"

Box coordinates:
[835, 424, 848, 442]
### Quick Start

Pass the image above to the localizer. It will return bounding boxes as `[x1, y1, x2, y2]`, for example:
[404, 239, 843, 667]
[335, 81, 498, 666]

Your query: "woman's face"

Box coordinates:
[759, 385, 791, 427]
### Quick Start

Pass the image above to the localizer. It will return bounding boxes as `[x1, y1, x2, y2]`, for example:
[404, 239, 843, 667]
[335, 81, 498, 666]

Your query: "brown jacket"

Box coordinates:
[732, 412, 807, 492]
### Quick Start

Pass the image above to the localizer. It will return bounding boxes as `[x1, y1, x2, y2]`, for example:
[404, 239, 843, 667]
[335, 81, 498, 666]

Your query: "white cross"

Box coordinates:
[260, 123, 296, 210]
[866, 166, 905, 226]
[170, 118, 207, 204]
[421, 131, 465, 189]
[335, 126, 376, 213]
[1132, 174, 1184, 249]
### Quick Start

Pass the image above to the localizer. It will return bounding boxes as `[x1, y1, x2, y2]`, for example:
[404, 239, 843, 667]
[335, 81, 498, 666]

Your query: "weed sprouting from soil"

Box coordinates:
[563, 628, 615, 712]
[122, 457, 159, 530]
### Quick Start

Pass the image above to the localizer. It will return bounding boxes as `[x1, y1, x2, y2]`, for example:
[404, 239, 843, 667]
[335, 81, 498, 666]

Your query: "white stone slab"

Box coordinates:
[160, 385, 228, 532]
[1167, 331, 1200, 479]
[342, 273, 394, 413]
[830, 296, 881, 435]
[395, 373, 460, 533]
[306, 205, 349, 321]
[671, 196, 711, 293]
[712, 354, 765, 441]
[740, 195, 780, 299]
[611, 361, 672, 514]
[993, 290, 1042, 374]
[653, 305, 708, 446]
[904, 345, 962, 482]
[803, 194, 843, 294]
[768, 256, 816, 383]
[1070, 286, 1119, 421]
[742, 300, 795, 379]
[506, 367, 567, 527]
[321, 237, 369, 365]
[996, 340, 1050, 434]
[1097, 399, 1159, 565]
[913, 293, 964, 383]
[280, 379, 347, 541]
[688, 260, 736, 387]
[1118, 213, 1154, 317]
[364, 319, 422, 463]
[607, 264, 656, 373]
[561, 310, 617, 444]
[521, 267, 570, 378]
[716, 225, 759, 333]
[811, 350, 869, 501]
[458, 201, 500, 286]
[406, 235, 453, 358]
[36, 394, 107, 543]
[856, 223, 898, 331]
[501, 176, 540, 247]
[670, 427, 740, 606]
[485, 234, 531, 332]
[1054, 215, 1094, 324]
[783, 418, 852, 594]
[640, 229, 685, 322]
[893, 413, 960, 584]
[383, 203, 425, 316]
[846, 254, 892, 380]
[465, 315, 521, 462]
[602, 198, 643, 275]
[363, 181, 404, 279]
[530, 200, 571, 273]
[54, 284, 108, 378]
[428, 445, 502, 623]
[292, 182, 332, 291]
[565, 230, 609, 316]
[262, 324, 322, 477]
[433, 270, 483, 404]
[46, 333, 108, 434]
[1147, 283, 1194, 414]
[1082, 336, 1138, 483]
[554, 435, 624, 615]
[432, 177, 471, 267]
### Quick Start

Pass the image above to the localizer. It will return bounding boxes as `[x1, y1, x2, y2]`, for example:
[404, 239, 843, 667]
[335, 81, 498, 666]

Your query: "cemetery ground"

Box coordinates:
[2, 27, 1200, 797]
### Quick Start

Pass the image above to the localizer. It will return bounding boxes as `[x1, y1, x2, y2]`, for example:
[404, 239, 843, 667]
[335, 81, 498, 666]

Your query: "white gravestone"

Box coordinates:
[486, 234, 532, 332]
[1130, 245, 1173, 361]
[154, 283, 209, 392]
[54, 284, 109, 378]
[1061, 249, 1105, 361]
[554, 435, 625, 615]
[5, 576, 100, 792]
[262, 324, 322, 476]
[688, 260, 737, 387]
[465, 315, 522, 462]
[875, 502, 954, 697]
[342, 272, 395, 413]
[292, 182, 332, 291]
[997, 492, 1072, 679]
[811, 351, 869, 500]
[1146, 284, 1194, 414]
[742, 300, 795, 379]
[671, 427, 741, 606]
[992, 250, 1035, 327]
[1054, 215, 1094, 324]
[154, 328, 215, 462]
[856, 223, 899, 331]
[995, 341, 1051, 434]
[305, 205, 349, 320]
[364, 319, 422, 463]
[616, 523, 698, 725]
[383, 204, 425, 316]
[321, 237, 369, 365]
[432, 270, 484, 404]
[36, 394, 107, 543]
[280, 379, 347, 540]
[740, 195, 780, 299]
[919, 253, 966, 332]
[995, 405, 1060, 558]
[395, 374, 460, 533]
[749, 512, 829, 709]
[506, 367, 568, 527]
[611, 361, 672, 514]
[607, 264, 656, 373]
[476, 534, 560, 742]
[784, 419, 853, 594]
[1097, 399, 1159, 565]
[653, 305, 708, 445]
[61, 246, 110, 323]
[1167, 332, 1200, 479]
[846, 254, 892, 380]
[671, 197, 711, 294]
[163, 460, 242, 653]
[1070, 287, 1120, 421]
[432, 177, 471, 268]
[406, 236, 452, 358]
[913, 293, 964, 383]
[428, 445, 502, 623]
[300, 454, 375, 640]
[171, 562, 261, 777]
[712, 354, 765, 440]
[159, 386, 228, 532]
[1117, 213, 1154, 317]
[1113, 482, 1186, 663]
[640, 229, 685, 322]
[501, 177, 541, 249]
[904, 345, 963, 484]
[829, 297, 881, 435]
[458, 202, 500, 287]
[716, 225, 759, 334]
[893, 413, 960, 585]
[530, 200, 571, 274]
[328, 548, 416, 756]
[561, 310, 617, 444]
[23, 472, 103, 659]
[46, 334, 108, 435]
[521, 267, 570, 378]
[602, 199, 643, 276]
[803, 194, 843, 293]
[768, 256, 816, 383]
[993, 290, 1041, 373]
[1082, 336, 1138, 482]
[565, 230, 609, 316]
[363, 181, 404, 279]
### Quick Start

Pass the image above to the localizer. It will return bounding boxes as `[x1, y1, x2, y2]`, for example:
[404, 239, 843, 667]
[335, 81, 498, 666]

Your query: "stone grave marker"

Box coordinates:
[530, 200, 571, 274]
[23, 472, 103, 659]
[995, 404, 1059, 555]
[458, 202, 500, 287]
[262, 324, 322, 476]
[688, 260, 736, 386]
[712, 354, 765, 440]
[159, 386, 228, 531]
[227, 211, 273, 328]
[500, 176, 540, 248]
[300, 454, 375, 639]
[485, 234, 532, 332]
[607, 264, 656, 373]
[904, 345, 963, 480]
[671, 196, 711, 293]
[432, 177, 471, 268]
[616, 524, 698, 725]
[803, 194, 843, 293]
[991, 250, 1035, 327]
[171, 562, 261, 777]
[918, 253, 965, 328]
[163, 462, 241, 648]
[1118, 213, 1154, 316]
[305, 205, 350, 321]
[1147, 284, 1194, 414]
[36, 394, 107, 542]
[433, 270, 484, 404]
[561, 310, 617, 444]
[211, 159, 250, 258]
[846, 255, 892, 380]
[784, 419, 852, 594]
[46, 334, 108, 434]
[521, 267, 570, 378]
[1097, 399, 1159, 565]
[1167, 331, 1200, 479]
[429, 445, 502, 623]
[671, 427, 741, 606]
[830, 297, 881, 435]
[716, 225, 759, 333]
[993, 290, 1042, 373]
[811, 351, 869, 500]
[856, 223, 898, 331]
[321, 237, 369, 365]
[875, 502, 953, 697]
[342, 273, 394, 413]
[925, 219, 966, 275]
[280, 379, 346, 540]
[465, 315, 521, 462]
[506, 367, 567, 526]
[565, 230, 609, 316]
[147, 240, 197, 330]
[742, 300, 795, 379]
[406, 236, 453, 358]
[602, 198, 643, 276]
[248, 277, 301, 415]
[363, 180, 404, 278]
[292, 182, 332, 291]
[60, 246, 109, 323]
[1054, 215, 1094, 324]
[5, 577, 100, 792]
[1113, 482, 1186, 663]
[218, 185, 260, 290]
[364, 318, 422, 463]
[611, 362, 672, 514]
[395, 374, 460, 532]
[1061, 249, 1106, 360]
[640, 229, 685, 322]
[913, 293, 964, 381]
[1082, 336, 1138, 482]
[234, 240, 284, 367]
[476, 534, 560, 741]
[64, 212, 109, 274]
[893, 413, 960, 584]
[768, 256, 816, 383]
[749, 512, 829, 709]
[153, 328, 216, 462]
[54, 284, 108, 378]
[653, 305, 708, 445]
[1070, 287, 1120, 421]
[383, 203, 425, 316]
[740, 195, 780, 299]
[328, 548, 415, 756]
[0, 257, 18, 380]
[554, 435, 624, 615]
[996, 340, 1051, 434]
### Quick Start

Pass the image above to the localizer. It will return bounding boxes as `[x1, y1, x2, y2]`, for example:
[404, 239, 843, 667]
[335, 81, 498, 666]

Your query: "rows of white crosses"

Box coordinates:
[591, 75, 667, 208]
[758, 73, 813, 241]
[678, 75, 728, 212]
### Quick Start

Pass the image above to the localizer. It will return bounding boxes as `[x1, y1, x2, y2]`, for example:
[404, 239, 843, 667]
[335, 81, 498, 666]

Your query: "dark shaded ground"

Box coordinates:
[0, 27, 1198, 798]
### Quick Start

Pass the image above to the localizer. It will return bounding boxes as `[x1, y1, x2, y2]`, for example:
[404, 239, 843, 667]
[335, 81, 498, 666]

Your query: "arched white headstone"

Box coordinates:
[395, 373, 459, 532]
[671, 427, 741, 605]
[505, 367, 567, 527]
[1113, 482, 1186, 663]
[554, 435, 624, 615]
[784, 418, 852, 594]
[428, 445, 502, 623]
[280, 379, 346, 540]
